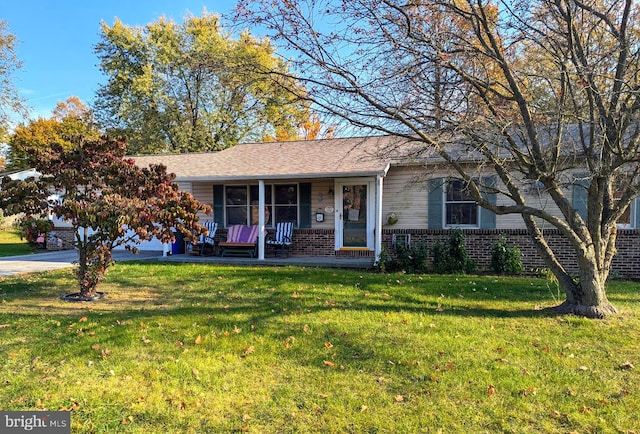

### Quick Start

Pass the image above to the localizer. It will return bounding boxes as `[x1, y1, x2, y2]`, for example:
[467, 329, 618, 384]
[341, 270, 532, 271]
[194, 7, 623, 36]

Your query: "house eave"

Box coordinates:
[174, 166, 391, 183]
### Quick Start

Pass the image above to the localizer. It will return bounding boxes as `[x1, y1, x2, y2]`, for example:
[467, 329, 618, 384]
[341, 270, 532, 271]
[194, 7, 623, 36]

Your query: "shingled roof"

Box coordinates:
[131, 135, 409, 182]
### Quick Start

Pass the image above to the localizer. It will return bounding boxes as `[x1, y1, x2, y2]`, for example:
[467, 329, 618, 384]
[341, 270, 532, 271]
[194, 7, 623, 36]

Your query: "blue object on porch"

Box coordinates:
[172, 230, 185, 254]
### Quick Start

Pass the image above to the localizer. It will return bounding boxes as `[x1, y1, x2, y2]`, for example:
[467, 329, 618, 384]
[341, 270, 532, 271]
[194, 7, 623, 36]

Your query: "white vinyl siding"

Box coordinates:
[381, 166, 428, 229]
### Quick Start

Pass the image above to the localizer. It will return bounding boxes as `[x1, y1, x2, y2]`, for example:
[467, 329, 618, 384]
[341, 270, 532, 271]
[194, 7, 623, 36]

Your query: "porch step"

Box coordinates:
[336, 249, 374, 258]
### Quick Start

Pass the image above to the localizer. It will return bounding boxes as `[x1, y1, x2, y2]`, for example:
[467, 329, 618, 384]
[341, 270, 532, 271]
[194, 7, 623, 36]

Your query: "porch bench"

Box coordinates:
[219, 225, 259, 258]
[219, 242, 257, 258]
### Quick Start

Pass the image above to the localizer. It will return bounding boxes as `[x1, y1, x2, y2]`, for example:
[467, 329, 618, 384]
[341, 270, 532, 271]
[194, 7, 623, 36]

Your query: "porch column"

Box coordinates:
[258, 180, 266, 260]
[375, 174, 383, 263]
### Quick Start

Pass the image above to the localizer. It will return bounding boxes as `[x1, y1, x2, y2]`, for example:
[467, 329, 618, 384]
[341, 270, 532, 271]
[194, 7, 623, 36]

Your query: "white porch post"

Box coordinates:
[375, 174, 383, 263]
[258, 180, 266, 260]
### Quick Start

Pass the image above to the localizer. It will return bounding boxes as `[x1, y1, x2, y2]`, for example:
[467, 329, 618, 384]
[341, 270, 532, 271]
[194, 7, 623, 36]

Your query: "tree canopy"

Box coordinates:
[0, 134, 210, 298]
[94, 11, 310, 154]
[0, 20, 28, 140]
[5, 97, 99, 170]
[237, 0, 640, 318]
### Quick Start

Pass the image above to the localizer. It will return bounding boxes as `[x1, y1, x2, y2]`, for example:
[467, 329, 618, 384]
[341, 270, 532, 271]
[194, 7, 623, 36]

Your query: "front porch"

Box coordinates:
[158, 253, 374, 269]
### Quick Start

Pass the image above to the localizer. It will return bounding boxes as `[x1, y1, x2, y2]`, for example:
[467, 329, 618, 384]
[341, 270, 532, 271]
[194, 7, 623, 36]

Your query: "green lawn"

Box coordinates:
[0, 229, 35, 257]
[0, 263, 638, 433]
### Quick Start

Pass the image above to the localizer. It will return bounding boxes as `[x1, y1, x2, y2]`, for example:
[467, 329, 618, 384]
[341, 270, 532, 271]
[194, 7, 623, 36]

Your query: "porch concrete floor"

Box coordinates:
[158, 253, 375, 269]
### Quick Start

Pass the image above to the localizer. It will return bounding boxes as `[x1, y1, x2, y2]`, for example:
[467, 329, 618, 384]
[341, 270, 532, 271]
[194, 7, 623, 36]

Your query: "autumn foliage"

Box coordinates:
[0, 135, 211, 298]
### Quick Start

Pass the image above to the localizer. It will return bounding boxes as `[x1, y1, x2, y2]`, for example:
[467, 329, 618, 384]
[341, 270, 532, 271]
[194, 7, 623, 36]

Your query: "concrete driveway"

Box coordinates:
[0, 250, 162, 277]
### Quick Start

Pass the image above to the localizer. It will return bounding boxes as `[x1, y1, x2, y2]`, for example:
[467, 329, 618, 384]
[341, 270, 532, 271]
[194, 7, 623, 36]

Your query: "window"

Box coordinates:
[445, 178, 479, 227]
[225, 184, 297, 227]
[614, 193, 635, 229]
[226, 186, 248, 226]
[274, 184, 298, 224]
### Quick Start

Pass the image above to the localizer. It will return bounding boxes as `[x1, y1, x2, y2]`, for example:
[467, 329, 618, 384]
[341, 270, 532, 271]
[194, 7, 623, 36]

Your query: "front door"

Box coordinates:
[335, 179, 374, 250]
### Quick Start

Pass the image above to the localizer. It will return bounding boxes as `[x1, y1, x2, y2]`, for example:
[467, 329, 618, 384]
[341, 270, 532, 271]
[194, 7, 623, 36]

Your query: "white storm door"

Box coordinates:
[334, 178, 375, 250]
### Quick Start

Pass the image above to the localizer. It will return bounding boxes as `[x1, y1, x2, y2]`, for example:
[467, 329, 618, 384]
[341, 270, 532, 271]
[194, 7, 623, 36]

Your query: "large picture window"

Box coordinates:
[225, 184, 297, 227]
[445, 178, 479, 227]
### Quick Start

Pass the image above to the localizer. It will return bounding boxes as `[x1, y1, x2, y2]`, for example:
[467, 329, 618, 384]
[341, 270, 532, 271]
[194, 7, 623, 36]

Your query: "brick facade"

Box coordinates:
[52, 225, 639, 278]
[218, 227, 640, 278]
[214, 228, 343, 257]
[381, 228, 640, 278]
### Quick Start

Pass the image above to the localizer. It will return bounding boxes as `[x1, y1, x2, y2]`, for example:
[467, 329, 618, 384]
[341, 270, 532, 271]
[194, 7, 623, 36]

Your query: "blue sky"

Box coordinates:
[3, 1, 238, 120]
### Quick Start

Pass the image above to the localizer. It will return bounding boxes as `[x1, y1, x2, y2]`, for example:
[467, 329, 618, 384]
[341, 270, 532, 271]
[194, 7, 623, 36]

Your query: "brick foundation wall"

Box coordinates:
[290, 229, 338, 256]
[382, 228, 640, 279]
[212, 227, 640, 278]
[215, 228, 338, 257]
[381, 229, 557, 273]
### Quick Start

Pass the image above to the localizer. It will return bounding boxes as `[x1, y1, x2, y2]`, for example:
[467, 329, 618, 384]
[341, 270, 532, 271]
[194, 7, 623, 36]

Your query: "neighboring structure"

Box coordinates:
[0, 168, 74, 249]
[0, 168, 40, 181]
[131, 135, 640, 277]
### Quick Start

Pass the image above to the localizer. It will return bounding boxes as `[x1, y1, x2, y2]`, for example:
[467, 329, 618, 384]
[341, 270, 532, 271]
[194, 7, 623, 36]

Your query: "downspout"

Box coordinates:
[375, 174, 384, 264]
[258, 180, 265, 260]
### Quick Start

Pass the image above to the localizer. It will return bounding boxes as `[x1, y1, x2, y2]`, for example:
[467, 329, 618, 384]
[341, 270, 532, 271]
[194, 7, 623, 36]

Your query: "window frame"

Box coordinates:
[614, 194, 636, 229]
[443, 178, 480, 228]
[224, 185, 250, 227]
[223, 184, 299, 228]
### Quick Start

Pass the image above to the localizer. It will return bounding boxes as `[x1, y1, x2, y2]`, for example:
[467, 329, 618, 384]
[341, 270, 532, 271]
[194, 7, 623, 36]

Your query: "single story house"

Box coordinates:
[5, 136, 639, 277]
[131, 135, 640, 277]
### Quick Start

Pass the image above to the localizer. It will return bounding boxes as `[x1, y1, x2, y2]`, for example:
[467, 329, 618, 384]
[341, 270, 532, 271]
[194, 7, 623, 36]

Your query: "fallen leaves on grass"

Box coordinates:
[323, 360, 335, 368]
[195, 335, 202, 345]
[242, 346, 255, 357]
[619, 361, 635, 370]
[520, 387, 537, 397]
[487, 385, 496, 396]
[59, 401, 80, 411]
[284, 336, 295, 349]
[394, 395, 404, 402]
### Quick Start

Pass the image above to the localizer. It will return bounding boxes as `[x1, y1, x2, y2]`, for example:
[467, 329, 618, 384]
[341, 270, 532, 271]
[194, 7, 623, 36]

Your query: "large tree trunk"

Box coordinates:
[551, 253, 617, 319]
[522, 215, 618, 318]
[75, 229, 102, 298]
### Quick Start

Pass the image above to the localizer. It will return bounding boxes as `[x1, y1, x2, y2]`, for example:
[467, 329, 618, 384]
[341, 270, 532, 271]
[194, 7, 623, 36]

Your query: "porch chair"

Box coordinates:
[266, 221, 294, 257]
[186, 221, 218, 256]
